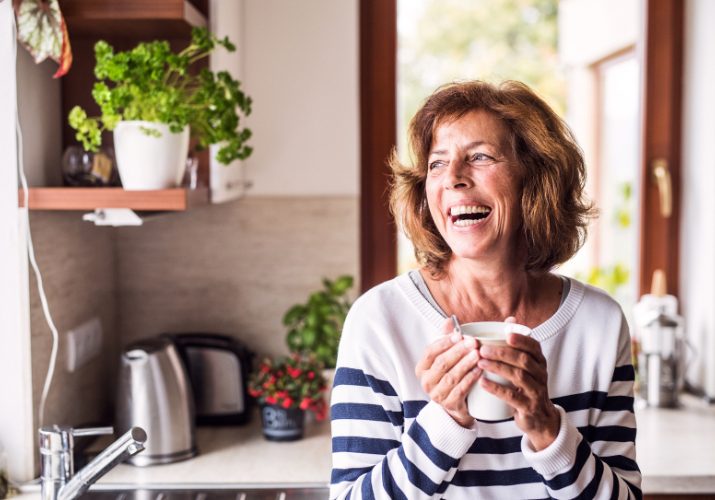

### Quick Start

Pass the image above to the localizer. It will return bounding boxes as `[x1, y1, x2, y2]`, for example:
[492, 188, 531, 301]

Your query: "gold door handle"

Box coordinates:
[652, 158, 672, 218]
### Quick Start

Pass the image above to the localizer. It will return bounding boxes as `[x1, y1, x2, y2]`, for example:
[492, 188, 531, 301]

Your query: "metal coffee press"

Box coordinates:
[633, 270, 686, 407]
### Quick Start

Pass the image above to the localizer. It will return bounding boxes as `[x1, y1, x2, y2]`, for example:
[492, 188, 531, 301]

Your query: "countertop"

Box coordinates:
[15, 394, 715, 498]
[635, 394, 715, 495]
[99, 414, 332, 485]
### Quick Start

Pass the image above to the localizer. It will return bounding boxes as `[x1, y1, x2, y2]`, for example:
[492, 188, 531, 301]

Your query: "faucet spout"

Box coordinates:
[57, 427, 146, 500]
[40, 425, 147, 500]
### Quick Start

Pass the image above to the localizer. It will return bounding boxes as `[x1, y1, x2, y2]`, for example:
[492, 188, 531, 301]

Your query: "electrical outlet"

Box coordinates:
[66, 317, 103, 372]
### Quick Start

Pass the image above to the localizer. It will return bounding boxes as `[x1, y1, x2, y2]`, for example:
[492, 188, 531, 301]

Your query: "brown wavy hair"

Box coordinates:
[389, 80, 595, 276]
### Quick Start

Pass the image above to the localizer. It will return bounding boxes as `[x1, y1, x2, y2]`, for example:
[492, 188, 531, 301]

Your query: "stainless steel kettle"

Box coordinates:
[116, 337, 197, 465]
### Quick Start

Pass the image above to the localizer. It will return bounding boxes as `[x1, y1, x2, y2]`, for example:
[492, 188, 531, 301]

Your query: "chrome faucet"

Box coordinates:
[39, 425, 146, 500]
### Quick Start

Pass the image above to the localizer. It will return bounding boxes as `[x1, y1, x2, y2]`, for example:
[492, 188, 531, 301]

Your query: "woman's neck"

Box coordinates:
[421, 257, 561, 328]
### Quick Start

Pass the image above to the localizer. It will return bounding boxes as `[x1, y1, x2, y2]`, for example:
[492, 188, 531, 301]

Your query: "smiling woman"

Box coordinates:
[391, 81, 592, 277]
[330, 80, 641, 499]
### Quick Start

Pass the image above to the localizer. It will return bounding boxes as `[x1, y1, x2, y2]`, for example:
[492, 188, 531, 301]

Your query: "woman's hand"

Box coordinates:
[415, 319, 482, 427]
[477, 321, 560, 451]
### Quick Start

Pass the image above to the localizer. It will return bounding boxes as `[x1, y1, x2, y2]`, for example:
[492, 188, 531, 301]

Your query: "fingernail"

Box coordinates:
[478, 359, 489, 368]
[467, 350, 478, 360]
[480, 345, 493, 356]
[462, 336, 476, 349]
[450, 332, 461, 343]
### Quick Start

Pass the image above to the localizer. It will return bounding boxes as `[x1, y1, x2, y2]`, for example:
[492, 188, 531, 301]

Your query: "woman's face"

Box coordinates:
[425, 109, 524, 262]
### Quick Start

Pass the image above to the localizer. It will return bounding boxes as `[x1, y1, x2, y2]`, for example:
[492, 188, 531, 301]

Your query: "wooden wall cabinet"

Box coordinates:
[19, 0, 210, 211]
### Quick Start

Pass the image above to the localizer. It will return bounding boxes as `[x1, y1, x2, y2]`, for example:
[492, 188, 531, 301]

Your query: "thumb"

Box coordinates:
[504, 316, 517, 323]
[441, 318, 455, 335]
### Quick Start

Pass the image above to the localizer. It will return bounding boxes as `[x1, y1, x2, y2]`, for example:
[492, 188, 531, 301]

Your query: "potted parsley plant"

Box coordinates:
[68, 27, 252, 190]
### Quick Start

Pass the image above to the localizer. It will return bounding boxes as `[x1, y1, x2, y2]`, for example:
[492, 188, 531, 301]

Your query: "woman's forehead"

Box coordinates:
[430, 110, 509, 152]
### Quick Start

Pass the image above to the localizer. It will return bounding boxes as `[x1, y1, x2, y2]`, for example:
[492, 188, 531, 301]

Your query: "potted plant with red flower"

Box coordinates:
[248, 353, 328, 441]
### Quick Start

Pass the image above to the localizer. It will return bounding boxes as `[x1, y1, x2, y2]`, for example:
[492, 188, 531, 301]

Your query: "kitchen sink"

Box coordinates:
[77, 486, 329, 500]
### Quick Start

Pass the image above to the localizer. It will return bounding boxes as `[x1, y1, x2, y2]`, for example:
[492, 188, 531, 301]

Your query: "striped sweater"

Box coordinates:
[330, 273, 641, 499]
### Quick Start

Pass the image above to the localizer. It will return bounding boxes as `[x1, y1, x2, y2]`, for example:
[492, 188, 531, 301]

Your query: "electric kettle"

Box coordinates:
[115, 337, 197, 465]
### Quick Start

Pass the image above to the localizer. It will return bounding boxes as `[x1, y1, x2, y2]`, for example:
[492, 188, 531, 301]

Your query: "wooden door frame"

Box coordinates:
[359, 0, 397, 292]
[639, 0, 684, 296]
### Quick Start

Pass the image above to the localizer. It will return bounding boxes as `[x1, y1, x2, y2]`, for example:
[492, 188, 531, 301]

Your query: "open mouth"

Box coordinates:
[449, 205, 492, 227]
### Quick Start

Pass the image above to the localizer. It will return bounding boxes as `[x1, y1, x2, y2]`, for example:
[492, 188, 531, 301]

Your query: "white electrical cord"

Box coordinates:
[12, 12, 60, 429]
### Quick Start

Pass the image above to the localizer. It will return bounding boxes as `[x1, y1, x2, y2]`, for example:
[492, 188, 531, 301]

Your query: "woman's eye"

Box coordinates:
[471, 153, 495, 163]
[428, 161, 445, 171]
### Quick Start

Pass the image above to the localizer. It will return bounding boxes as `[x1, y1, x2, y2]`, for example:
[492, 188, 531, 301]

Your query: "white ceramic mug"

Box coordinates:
[461, 321, 532, 421]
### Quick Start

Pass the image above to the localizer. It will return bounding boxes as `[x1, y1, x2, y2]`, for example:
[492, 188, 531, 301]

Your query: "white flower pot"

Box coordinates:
[113, 121, 190, 190]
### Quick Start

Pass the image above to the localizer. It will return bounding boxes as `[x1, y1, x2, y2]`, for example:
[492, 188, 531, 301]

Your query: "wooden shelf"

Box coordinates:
[62, 0, 207, 39]
[18, 187, 209, 211]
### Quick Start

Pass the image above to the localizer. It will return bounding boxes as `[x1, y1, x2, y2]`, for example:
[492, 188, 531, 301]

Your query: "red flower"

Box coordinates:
[248, 354, 328, 417]
[313, 399, 328, 421]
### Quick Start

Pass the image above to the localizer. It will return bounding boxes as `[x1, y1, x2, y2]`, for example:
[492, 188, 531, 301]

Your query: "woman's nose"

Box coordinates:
[444, 159, 471, 189]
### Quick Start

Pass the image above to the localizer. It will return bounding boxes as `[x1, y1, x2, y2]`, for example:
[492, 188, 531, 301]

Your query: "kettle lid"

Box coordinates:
[123, 337, 174, 360]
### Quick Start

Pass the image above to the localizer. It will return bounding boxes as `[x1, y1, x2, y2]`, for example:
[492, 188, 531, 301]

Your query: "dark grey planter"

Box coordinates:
[260, 404, 305, 441]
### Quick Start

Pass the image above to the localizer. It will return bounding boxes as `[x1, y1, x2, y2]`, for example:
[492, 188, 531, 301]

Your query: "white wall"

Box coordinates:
[681, 0, 715, 398]
[0, 3, 35, 482]
[242, 0, 359, 196]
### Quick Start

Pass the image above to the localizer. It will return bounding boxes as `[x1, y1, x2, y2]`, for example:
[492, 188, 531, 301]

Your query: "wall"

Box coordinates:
[115, 0, 361, 355]
[18, 0, 359, 456]
[680, 0, 715, 398]
[242, 0, 359, 196]
[116, 197, 358, 356]
[10, 0, 359, 478]
[0, 1, 34, 481]
[28, 214, 119, 430]
[16, 41, 120, 468]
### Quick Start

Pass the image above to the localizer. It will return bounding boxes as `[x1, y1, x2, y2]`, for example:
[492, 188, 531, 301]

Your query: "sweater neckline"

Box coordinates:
[396, 271, 584, 342]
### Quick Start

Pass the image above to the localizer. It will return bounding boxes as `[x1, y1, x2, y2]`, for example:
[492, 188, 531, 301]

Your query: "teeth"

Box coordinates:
[449, 205, 491, 216]
[454, 218, 482, 227]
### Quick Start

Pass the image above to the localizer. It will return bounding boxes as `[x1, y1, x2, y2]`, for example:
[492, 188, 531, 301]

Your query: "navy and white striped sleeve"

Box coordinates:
[522, 314, 642, 499]
[330, 366, 478, 499]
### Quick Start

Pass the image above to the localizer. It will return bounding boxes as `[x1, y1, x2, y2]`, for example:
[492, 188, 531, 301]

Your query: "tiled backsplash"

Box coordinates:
[116, 196, 359, 355]
[28, 212, 119, 432]
[28, 196, 358, 437]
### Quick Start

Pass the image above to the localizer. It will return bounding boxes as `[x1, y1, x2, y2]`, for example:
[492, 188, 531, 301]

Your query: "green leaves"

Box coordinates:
[283, 275, 355, 368]
[68, 28, 252, 164]
[68, 106, 102, 152]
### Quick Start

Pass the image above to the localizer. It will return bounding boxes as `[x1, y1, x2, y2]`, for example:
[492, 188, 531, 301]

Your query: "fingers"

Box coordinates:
[420, 336, 478, 391]
[415, 318, 471, 376]
[477, 334, 548, 401]
[430, 349, 481, 403]
[478, 375, 529, 409]
[479, 342, 546, 384]
[507, 333, 546, 365]
[415, 328, 461, 375]
[477, 358, 542, 399]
